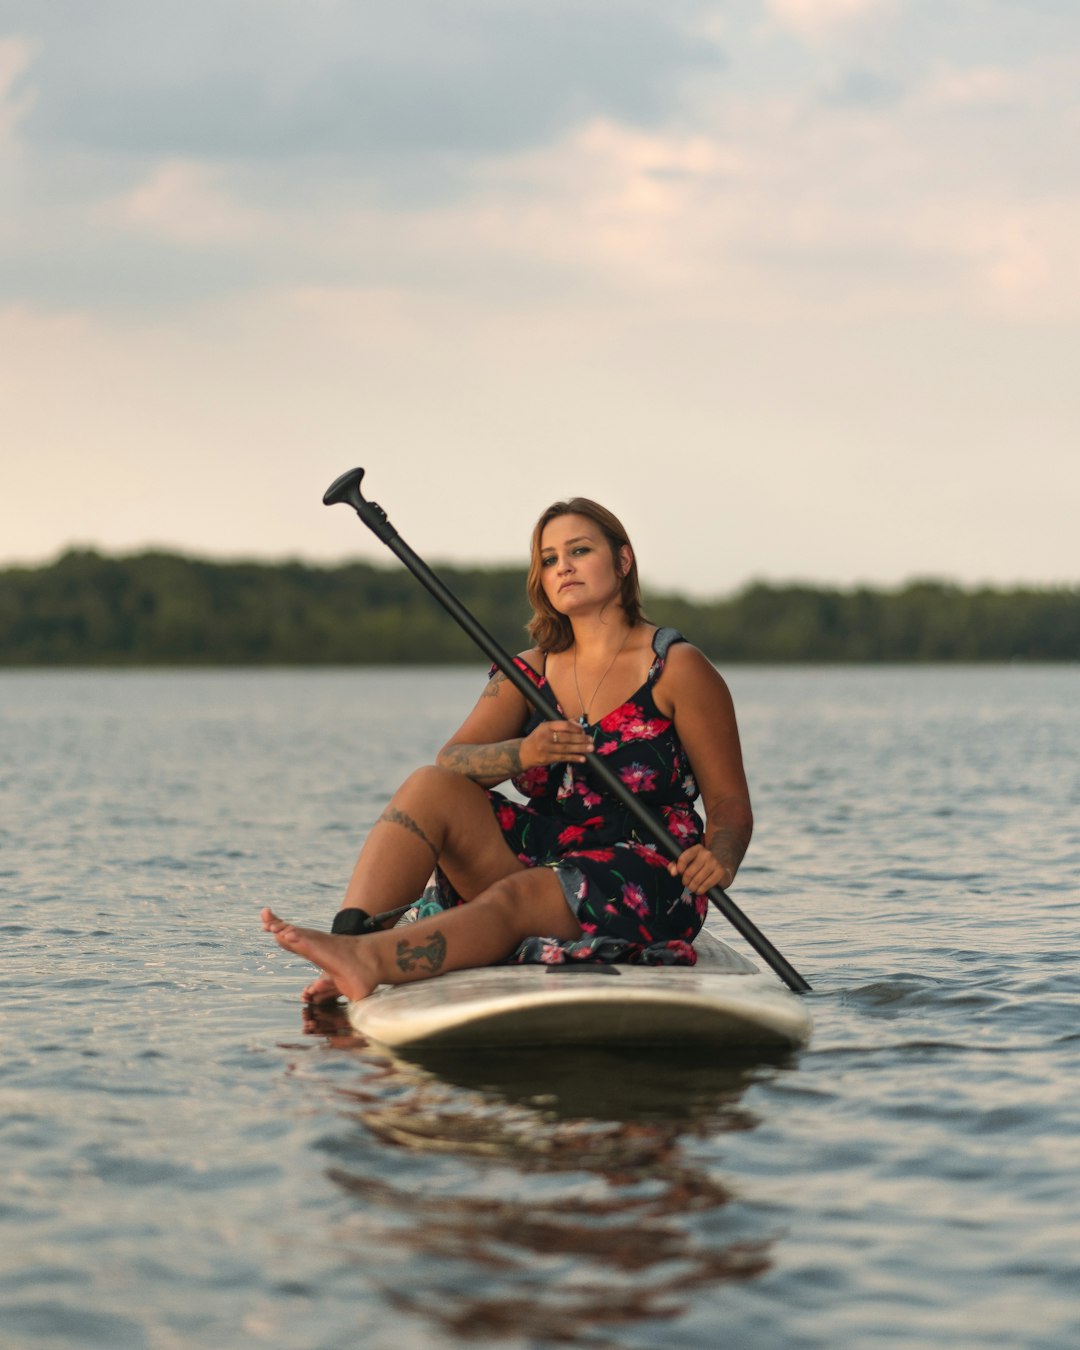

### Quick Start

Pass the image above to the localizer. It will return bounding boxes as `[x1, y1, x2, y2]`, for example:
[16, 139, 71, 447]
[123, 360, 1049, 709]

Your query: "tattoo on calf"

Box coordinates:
[395, 930, 447, 975]
[377, 807, 438, 861]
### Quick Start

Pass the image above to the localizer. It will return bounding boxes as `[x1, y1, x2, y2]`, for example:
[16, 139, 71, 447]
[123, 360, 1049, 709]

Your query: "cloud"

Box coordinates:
[923, 66, 1022, 108]
[419, 75, 1080, 324]
[0, 35, 35, 142]
[107, 160, 271, 245]
[3, 0, 1080, 332]
[3, 1, 1079, 589]
[10, 1, 723, 172]
[820, 67, 900, 107]
[765, 0, 891, 35]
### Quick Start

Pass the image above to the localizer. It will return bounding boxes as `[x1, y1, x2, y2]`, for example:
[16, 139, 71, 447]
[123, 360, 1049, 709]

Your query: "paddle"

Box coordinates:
[323, 467, 812, 994]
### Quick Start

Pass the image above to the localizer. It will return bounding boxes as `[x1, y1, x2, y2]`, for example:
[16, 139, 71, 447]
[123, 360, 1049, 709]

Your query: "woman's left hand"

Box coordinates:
[668, 845, 733, 895]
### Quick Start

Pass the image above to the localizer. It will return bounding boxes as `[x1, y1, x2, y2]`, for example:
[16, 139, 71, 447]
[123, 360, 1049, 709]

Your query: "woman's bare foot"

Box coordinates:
[261, 907, 378, 1002]
[301, 972, 342, 1005]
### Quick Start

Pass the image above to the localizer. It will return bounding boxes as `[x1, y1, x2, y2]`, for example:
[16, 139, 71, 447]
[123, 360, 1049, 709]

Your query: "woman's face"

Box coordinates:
[538, 513, 629, 615]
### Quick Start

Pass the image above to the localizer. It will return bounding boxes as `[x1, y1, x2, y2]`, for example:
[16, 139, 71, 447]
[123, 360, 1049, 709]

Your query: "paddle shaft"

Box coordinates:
[323, 468, 811, 994]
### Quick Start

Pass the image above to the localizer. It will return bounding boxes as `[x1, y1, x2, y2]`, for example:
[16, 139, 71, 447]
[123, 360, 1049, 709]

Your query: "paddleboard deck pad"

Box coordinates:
[348, 928, 811, 1054]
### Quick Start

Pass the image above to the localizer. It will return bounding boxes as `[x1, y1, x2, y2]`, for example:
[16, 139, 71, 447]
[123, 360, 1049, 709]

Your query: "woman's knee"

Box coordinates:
[396, 763, 480, 805]
[398, 763, 450, 793]
[474, 872, 580, 943]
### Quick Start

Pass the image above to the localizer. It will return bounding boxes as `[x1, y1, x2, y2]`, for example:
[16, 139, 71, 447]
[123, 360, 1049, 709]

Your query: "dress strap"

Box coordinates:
[651, 626, 685, 663]
[488, 655, 545, 688]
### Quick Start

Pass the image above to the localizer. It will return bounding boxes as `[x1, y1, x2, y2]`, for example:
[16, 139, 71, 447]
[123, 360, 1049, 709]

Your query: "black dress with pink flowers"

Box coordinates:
[431, 627, 709, 966]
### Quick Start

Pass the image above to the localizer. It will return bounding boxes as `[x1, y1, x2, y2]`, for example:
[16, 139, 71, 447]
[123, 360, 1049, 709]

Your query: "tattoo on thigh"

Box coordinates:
[395, 930, 447, 975]
[377, 807, 439, 861]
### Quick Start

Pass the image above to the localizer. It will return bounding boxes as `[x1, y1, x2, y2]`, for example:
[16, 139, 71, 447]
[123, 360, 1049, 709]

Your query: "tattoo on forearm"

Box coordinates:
[480, 671, 507, 699]
[440, 741, 524, 782]
[706, 820, 753, 877]
[376, 807, 439, 861]
[395, 930, 447, 975]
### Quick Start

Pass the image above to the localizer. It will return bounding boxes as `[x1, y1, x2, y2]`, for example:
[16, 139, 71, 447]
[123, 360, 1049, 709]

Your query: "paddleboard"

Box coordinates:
[347, 928, 812, 1055]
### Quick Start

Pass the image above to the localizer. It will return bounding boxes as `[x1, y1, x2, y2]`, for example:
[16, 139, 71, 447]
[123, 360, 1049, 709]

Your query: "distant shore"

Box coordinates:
[1, 549, 1077, 665]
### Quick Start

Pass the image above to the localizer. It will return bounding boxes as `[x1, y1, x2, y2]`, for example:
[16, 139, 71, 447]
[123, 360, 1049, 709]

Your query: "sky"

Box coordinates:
[2, 0, 1078, 597]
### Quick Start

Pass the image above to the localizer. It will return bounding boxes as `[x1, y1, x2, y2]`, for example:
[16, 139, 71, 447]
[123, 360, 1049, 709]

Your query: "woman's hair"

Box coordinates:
[526, 498, 645, 652]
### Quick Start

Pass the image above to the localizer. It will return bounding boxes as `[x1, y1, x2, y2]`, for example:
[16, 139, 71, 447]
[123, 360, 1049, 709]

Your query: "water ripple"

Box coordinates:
[2, 667, 1078, 1348]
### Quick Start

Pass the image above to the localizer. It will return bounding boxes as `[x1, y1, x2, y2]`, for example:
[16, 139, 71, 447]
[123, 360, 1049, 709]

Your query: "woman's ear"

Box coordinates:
[618, 545, 633, 577]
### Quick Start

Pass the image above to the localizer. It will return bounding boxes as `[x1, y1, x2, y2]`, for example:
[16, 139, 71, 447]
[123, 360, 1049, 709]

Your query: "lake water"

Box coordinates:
[2, 665, 1078, 1349]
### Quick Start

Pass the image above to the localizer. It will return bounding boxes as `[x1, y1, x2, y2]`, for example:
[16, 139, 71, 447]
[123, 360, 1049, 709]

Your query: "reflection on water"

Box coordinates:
[334, 1160, 772, 1342]
[300, 997, 790, 1123]
[303, 1010, 781, 1343]
[399, 1045, 781, 1125]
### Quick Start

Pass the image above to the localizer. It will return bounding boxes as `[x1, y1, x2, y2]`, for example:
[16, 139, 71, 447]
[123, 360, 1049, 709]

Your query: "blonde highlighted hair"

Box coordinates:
[526, 498, 645, 652]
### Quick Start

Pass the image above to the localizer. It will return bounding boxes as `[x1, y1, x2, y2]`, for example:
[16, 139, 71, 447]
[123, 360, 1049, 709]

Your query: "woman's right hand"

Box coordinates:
[521, 719, 593, 768]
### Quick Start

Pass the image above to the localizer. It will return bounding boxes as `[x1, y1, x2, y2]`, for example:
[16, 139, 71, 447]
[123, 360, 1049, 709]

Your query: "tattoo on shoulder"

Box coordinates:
[395, 930, 447, 975]
[481, 671, 508, 699]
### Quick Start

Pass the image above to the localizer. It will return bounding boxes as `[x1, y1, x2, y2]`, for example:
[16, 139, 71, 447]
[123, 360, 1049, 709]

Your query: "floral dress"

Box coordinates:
[429, 627, 708, 966]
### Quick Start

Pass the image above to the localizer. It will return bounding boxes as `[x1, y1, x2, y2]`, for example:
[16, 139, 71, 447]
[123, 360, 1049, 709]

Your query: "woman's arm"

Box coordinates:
[437, 661, 591, 787]
[658, 644, 753, 894]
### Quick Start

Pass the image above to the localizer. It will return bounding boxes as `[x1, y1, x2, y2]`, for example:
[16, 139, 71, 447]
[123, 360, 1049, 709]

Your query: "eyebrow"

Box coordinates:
[540, 534, 593, 553]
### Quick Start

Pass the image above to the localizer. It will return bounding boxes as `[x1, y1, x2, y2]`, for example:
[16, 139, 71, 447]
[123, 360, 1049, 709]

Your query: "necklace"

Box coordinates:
[573, 627, 632, 726]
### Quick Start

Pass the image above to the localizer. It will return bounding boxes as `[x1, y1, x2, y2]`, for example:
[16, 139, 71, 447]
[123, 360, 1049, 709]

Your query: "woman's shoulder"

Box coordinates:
[658, 634, 707, 672]
[486, 648, 545, 688]
[653, 637, 731, 713]
[516, 647, 546, 676]
[661, 639, 726, 679]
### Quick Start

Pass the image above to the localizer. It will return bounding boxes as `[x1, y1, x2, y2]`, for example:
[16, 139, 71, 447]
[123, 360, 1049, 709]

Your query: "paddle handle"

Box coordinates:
[323, 468, 811, 994]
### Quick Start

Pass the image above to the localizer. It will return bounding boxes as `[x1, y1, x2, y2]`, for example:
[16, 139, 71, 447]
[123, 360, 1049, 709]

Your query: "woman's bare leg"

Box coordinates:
[341, 765, 524, 915]
[301, 765, 526, 1002]
[263, 868, 581, 1002]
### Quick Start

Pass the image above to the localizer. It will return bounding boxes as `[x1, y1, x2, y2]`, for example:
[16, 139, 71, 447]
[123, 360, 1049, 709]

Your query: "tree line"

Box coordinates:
[0, 548, 1077, 665]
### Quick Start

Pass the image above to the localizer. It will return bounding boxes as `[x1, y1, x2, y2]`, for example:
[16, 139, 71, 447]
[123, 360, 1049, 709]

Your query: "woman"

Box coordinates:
[262, 498, 752, 1003]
